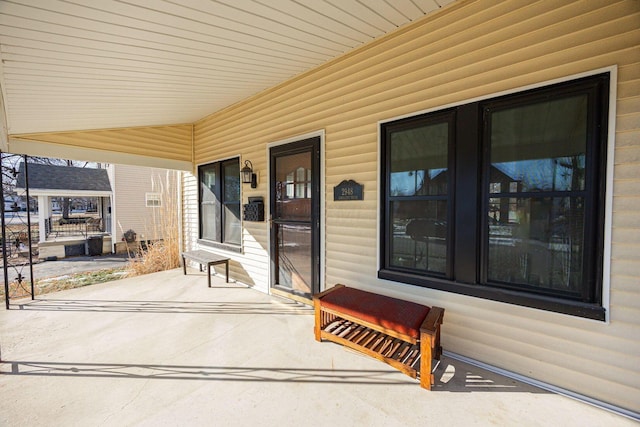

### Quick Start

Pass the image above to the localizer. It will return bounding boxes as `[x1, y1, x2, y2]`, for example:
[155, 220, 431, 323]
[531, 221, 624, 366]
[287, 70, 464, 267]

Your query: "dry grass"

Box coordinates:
[125, 170, 181, 276]
[1, 171, 181, 302]
[0, 268, 128, 300]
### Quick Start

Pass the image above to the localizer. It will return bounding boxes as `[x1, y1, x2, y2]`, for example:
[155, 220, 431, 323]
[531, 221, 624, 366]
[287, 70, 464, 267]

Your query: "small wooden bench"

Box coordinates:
[314, 284, 444, 390]
[181, 250, 230, 287]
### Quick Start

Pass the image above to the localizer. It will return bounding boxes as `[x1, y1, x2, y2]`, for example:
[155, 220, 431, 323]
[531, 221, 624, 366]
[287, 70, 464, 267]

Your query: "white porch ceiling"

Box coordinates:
[0, 0, 455, 136]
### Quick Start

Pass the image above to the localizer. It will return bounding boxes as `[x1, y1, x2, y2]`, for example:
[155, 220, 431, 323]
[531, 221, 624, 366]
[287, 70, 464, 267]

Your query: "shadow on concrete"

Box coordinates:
[13, 297, 313, 315]
[0, 356, 547, 393]
[430, 356, 546, 393]
[2, 360, 410, 385]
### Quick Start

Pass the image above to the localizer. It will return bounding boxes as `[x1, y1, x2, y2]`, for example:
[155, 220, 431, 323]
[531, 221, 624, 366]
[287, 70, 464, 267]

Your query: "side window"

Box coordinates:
[199, 158, 241, 248]
[145, 192, 161, 207]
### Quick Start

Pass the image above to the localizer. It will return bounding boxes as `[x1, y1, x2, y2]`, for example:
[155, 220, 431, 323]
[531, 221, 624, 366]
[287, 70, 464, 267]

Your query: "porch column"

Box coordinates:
[38, 195, 50, 243]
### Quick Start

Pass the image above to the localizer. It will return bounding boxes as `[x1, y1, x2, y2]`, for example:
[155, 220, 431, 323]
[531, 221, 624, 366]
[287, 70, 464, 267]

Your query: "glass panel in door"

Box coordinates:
[270, 138, 319, 298]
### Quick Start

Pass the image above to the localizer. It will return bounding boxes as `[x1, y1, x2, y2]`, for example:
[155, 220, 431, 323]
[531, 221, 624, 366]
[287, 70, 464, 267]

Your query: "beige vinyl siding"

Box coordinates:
[113, 164, 176, 242]
[9, 124, 193, 168]
[181, 172, 199, 253]
[238, 221, 270, 291]
[182, 170, 269, 291]
[188, 0, 640, 411]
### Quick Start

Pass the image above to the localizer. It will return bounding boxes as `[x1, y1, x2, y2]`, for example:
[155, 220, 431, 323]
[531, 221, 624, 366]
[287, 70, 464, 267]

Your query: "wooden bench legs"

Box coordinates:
[419, 307, 444, 390]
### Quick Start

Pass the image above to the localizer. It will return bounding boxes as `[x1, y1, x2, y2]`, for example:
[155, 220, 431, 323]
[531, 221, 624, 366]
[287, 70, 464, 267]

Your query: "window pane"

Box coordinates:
[390, 122, 448, 196]
[275, 152, 311, 221]
[487, 196, 584, 294]
[490, 95, 588, 192]
[201, 203, 219, 240]
[224, 203, 241, 245]
[222, 159, 241, 245]
[276, 224, 312, 294]
[200, 165, 219, 241]
[390, 200, 447, 274]
[488, 93, 590, 297]
[201, 166, 217, 202]
[223, 161, 240, 203]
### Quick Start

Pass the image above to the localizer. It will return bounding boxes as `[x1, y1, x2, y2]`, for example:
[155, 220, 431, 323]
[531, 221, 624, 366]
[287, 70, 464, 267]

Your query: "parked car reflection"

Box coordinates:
[405, 218, 447, 241]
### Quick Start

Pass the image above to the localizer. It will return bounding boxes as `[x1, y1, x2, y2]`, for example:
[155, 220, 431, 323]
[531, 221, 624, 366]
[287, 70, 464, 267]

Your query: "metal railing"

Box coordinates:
[45, 215, 104, 238]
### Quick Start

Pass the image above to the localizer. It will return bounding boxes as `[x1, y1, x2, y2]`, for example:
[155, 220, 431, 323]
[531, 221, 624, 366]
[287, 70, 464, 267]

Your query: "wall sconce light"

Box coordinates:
[241, 160, 257, 188]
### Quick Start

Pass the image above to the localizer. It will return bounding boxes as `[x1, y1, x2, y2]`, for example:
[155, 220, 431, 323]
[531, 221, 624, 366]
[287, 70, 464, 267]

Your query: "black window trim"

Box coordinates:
[197, 157, 242, 253]
[382, 109, 457, 279]
[379, 72, 611, 321]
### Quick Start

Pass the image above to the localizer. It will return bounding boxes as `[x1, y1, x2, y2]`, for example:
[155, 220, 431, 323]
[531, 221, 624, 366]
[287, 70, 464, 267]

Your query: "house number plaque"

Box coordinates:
[334, 180, 364, 201]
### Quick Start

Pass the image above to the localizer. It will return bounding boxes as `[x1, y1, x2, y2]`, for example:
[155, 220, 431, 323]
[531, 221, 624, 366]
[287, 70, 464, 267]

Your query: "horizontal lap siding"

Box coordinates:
[113, 165, 178, 242]
[182, 170, 269, 292]
[11, 124, 193, 165]
[191, 0, 640, 411]
[181, 173, 198, 254]
[613, 51, 640, 387]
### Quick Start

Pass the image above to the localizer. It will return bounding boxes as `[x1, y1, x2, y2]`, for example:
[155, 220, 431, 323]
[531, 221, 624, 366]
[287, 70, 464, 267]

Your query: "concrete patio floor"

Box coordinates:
[0, 268, 635, 426]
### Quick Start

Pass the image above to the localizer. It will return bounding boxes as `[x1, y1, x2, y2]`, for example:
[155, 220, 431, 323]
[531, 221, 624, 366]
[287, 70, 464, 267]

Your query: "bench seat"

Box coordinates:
[181, 250, 229, 287]
[314, 284, 444, 390]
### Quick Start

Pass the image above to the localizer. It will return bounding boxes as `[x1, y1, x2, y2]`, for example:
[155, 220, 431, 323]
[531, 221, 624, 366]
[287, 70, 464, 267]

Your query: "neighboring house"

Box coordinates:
[16, 162, 111, 258]
[14, 162, 177, 256]
[3, 0, 639, 417]
[106, 163, 179, 249]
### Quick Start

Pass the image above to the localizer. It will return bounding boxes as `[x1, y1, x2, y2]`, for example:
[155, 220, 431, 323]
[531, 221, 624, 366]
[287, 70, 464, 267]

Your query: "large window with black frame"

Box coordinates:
[198, 158, 241, 250]
[380, 73, 610, 320]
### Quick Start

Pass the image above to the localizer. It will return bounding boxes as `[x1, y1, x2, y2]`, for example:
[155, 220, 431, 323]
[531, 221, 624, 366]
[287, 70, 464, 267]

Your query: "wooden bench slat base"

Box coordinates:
[320, 318, 423, 378]
[181, 250, 230, 287]
[314, 284, 444, 390]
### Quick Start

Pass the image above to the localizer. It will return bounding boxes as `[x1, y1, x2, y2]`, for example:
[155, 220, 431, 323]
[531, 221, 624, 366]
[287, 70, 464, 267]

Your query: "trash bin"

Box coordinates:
[87, 236, 103, 256]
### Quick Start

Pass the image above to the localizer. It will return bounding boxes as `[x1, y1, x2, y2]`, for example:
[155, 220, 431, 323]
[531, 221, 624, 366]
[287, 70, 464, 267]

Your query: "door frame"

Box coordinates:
[267, 130, 325, 302]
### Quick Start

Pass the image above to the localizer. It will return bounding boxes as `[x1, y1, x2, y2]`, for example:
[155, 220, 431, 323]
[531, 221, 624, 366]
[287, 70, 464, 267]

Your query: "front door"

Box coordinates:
[270, 137, 320, 300]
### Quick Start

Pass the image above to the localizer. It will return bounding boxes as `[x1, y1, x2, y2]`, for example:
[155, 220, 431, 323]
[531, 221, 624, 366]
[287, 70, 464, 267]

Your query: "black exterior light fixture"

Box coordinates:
[241, 160, 257, 188]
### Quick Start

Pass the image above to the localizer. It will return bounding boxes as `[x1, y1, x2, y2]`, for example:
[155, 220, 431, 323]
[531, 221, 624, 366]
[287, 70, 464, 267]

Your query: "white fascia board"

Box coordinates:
[17, 188, 112, 197]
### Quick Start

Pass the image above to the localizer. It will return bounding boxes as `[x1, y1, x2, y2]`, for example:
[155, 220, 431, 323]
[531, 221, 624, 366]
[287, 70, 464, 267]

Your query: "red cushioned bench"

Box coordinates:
[313, 284, 444, 390]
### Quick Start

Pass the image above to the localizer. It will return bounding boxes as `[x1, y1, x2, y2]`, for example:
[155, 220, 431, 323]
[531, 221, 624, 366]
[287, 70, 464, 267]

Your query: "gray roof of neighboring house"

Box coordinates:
[15, 162, 112, 192]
